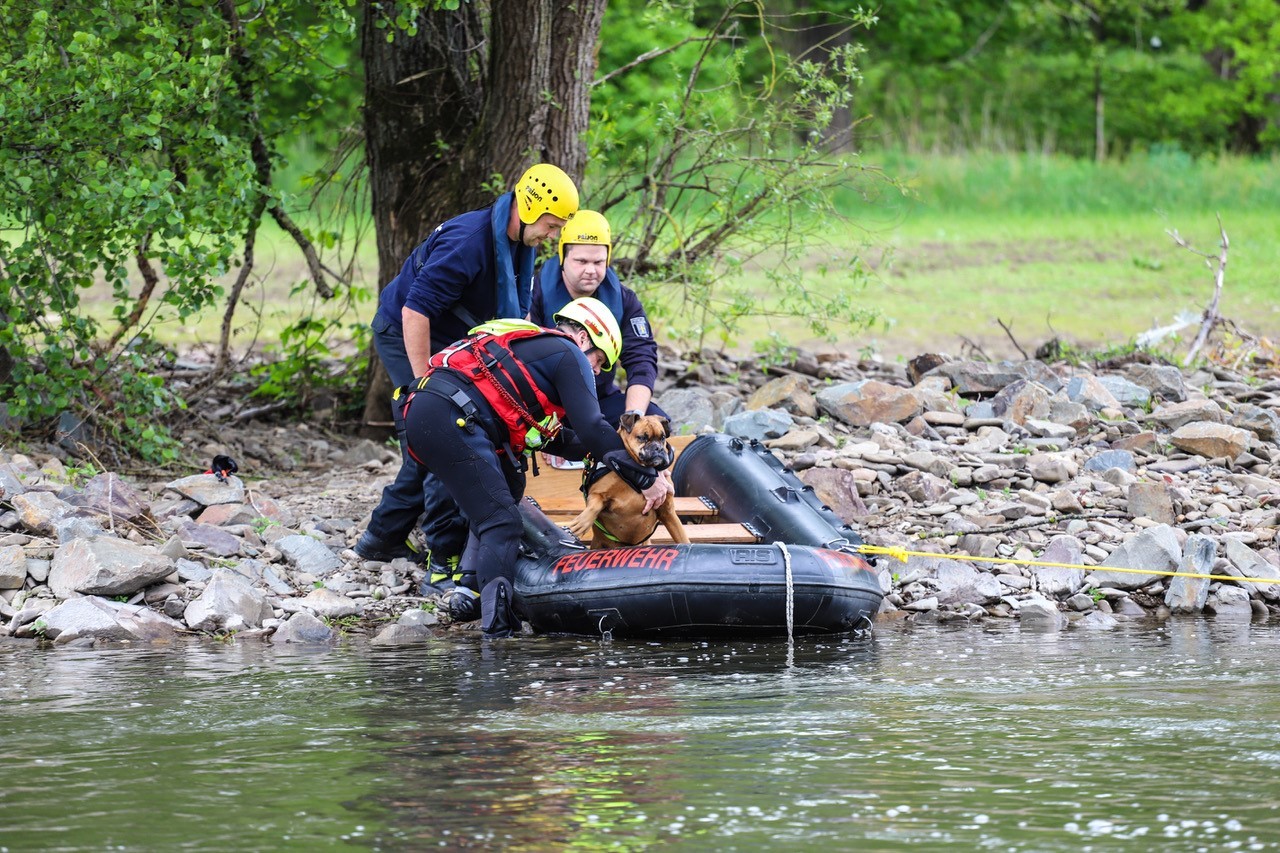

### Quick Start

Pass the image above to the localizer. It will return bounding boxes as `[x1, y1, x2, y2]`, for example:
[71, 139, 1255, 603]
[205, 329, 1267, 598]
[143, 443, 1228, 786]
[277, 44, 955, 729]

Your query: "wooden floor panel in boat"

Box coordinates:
[525, 435, 762, 544]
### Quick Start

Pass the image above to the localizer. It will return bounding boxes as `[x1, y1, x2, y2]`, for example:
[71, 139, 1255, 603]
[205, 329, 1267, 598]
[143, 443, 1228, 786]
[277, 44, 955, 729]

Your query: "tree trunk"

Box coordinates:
[547, 0, 607, 181]
[1090, 8, 1106, 163]
[358, 0, 603, 434]
[358, 2, 485, 435]
[476, 1, 554, 192]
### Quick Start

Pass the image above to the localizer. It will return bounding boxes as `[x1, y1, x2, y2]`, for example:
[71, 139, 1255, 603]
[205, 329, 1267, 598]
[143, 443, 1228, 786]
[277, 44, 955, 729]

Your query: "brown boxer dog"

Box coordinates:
[567, 413, 691, 549]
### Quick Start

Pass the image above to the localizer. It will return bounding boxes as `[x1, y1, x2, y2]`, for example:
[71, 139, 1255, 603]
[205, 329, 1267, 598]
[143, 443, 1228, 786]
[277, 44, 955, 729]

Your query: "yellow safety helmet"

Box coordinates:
[558, 209, 612, 266]
[554, 296, 623, 371]
[515, 163, 579, 226]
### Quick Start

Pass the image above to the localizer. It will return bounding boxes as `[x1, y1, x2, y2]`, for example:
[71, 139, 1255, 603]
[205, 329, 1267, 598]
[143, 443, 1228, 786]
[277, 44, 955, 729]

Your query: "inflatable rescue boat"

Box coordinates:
[515, 434, 885, 638]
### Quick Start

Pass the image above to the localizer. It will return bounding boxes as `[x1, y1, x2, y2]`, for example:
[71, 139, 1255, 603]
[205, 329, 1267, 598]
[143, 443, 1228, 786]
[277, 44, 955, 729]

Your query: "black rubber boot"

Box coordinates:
[441, 586, 480, 622]
[354, 531, 424, 564]
[417, 555, 461, 596]
[480, 577, 518, 638]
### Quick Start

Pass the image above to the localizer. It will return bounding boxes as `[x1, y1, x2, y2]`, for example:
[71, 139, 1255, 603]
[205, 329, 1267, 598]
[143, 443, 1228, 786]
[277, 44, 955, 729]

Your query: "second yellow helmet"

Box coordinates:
[558, 209, 612, 266]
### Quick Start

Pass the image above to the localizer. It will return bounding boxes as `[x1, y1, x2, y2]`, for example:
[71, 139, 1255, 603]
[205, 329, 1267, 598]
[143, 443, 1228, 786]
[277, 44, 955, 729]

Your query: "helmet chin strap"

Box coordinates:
[517, 221, 528, 244]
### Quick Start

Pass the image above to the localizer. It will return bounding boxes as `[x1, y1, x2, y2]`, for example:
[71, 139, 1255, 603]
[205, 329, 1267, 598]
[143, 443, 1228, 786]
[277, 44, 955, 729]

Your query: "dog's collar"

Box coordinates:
[580, 441, 674, 497]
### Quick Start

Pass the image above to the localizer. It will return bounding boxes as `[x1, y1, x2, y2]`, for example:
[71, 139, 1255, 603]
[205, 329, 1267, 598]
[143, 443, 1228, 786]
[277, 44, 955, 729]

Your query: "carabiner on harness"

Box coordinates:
[450, 389, 478, 433]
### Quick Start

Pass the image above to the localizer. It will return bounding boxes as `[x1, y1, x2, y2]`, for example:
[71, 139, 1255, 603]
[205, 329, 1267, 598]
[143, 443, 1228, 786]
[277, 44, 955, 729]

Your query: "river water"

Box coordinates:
[2, 619, 1279, 851]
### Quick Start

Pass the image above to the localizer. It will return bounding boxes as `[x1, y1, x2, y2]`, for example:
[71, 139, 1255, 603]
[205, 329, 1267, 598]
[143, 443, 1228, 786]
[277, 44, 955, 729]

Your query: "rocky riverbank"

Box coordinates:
[2, 348, 1278, 645]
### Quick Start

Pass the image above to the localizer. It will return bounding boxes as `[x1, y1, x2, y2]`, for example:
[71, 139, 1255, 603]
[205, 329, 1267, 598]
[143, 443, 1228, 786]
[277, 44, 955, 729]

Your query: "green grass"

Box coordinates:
[84, 149, 1280, 367]
[712, 150, 1280, 362]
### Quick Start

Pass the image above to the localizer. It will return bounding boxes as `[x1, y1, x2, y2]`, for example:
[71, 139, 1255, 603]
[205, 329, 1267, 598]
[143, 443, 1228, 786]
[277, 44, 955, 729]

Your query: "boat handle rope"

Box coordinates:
[775, 542, 794, 635]
[854, 544, 1280, 586]
[775, 541, 795, 665]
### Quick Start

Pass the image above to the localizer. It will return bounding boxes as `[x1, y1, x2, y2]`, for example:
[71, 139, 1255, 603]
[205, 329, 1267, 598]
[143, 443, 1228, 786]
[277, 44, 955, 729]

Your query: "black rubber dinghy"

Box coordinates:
[515, 435, 884, 638]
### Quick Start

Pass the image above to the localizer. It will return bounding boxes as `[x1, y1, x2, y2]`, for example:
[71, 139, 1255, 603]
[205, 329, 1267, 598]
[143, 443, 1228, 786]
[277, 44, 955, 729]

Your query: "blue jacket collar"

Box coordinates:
[491, 192, 535, 319]
[537, 258, 624, 319]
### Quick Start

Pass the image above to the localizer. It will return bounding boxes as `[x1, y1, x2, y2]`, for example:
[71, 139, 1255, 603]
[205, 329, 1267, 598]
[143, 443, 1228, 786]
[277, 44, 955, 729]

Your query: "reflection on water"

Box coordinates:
[3, 620, 1280, 850]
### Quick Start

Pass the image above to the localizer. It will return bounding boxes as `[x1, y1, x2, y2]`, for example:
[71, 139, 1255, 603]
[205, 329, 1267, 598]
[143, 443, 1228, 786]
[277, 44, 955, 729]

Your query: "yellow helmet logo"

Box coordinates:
[558, 209, 612, 265]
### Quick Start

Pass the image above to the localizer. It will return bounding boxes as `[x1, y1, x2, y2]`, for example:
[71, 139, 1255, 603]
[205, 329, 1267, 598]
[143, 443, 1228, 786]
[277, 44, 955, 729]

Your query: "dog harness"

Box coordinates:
[577, 440, 676, 546]
[581, 454, 660, 546]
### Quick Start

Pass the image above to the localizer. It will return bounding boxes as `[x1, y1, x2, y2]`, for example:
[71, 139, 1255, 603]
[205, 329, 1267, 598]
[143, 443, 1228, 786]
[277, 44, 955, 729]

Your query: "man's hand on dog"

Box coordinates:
[641, 470, 675, 515]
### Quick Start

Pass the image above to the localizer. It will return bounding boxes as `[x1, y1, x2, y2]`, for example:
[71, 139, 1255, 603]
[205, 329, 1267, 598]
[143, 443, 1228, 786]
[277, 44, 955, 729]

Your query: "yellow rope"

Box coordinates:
[854, 544, 1280, 586]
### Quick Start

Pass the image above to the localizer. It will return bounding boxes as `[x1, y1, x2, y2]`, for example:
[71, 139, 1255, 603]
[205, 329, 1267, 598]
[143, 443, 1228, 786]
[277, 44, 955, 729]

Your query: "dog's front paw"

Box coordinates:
[565, 512, 594, 541]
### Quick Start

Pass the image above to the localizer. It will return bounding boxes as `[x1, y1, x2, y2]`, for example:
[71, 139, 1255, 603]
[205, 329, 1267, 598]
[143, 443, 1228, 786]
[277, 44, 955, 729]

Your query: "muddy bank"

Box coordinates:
[2, 348, 1278, 645]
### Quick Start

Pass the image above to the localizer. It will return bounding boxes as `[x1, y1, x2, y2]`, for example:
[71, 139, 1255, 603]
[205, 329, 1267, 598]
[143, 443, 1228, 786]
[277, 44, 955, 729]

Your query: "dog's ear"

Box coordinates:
[619, 411, 640, 433]
[657, 416, 672, 437]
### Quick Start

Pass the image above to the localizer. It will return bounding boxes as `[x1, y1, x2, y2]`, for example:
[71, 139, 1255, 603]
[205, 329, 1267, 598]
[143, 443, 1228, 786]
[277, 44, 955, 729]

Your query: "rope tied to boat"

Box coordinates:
[854, 544, 1280, 586]
[775, 542, 795, 664]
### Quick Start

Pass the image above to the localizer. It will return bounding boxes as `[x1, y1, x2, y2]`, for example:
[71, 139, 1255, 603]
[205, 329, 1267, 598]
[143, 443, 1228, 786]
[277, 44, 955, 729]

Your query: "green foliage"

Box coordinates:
[590, 1, 890, 351]
[1169, 0, 1280, 150]
[856, 0, 1280, 156]
[62, 460, 100, 488]
[323, 614, 361, 633]
[250, 517, 278, 535]
[0, 0, 358, 462]
[250, 301, 371, 414]
[869, 149, 1280, 217]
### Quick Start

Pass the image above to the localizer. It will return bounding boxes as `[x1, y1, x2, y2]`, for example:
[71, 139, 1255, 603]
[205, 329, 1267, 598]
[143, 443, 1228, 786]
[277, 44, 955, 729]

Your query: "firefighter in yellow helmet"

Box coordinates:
[530, 209, 667, 430]
[357, 164, 580, 602]
[397, 297, 672, 636]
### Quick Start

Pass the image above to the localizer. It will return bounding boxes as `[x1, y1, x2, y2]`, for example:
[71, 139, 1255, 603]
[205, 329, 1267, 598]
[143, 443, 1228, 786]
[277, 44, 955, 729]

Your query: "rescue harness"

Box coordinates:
[399, 321, 571, 469]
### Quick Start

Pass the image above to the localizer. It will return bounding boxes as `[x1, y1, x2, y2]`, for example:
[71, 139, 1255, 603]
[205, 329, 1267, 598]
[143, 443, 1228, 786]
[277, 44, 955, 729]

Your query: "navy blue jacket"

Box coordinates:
[530, 259, 659, 398]
[375, 193, 534, 353]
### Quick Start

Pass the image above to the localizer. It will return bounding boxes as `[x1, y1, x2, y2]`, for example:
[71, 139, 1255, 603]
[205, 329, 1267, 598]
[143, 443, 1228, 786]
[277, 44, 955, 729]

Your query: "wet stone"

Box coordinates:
[164, 473, 246, 507]
[49, 537, 175, 599]
[271, 610, 336, 644]
[0, 546, 28, 589]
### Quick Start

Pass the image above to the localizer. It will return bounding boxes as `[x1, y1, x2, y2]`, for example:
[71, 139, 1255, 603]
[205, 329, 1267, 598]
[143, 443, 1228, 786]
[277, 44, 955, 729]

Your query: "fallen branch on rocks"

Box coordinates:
[915, 510, 1134, 539]
[1167, 214, 1229, 365]
[231, 401, 294, 424]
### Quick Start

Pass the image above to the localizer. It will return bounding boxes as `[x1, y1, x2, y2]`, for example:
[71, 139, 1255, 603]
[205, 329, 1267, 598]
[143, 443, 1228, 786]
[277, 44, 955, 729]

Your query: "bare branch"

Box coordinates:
[949, 2, 1010, 66]
[218, 0, 337, 301]
[960, 336, 991, 361]
[593, 35, 721, 88]
[267, 203, 336, 299]
[1170, 214, 1229, 364]
[106, 233, 159, 350]
[996, 317, 1029, 359]
[216, 220, 261, 377]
